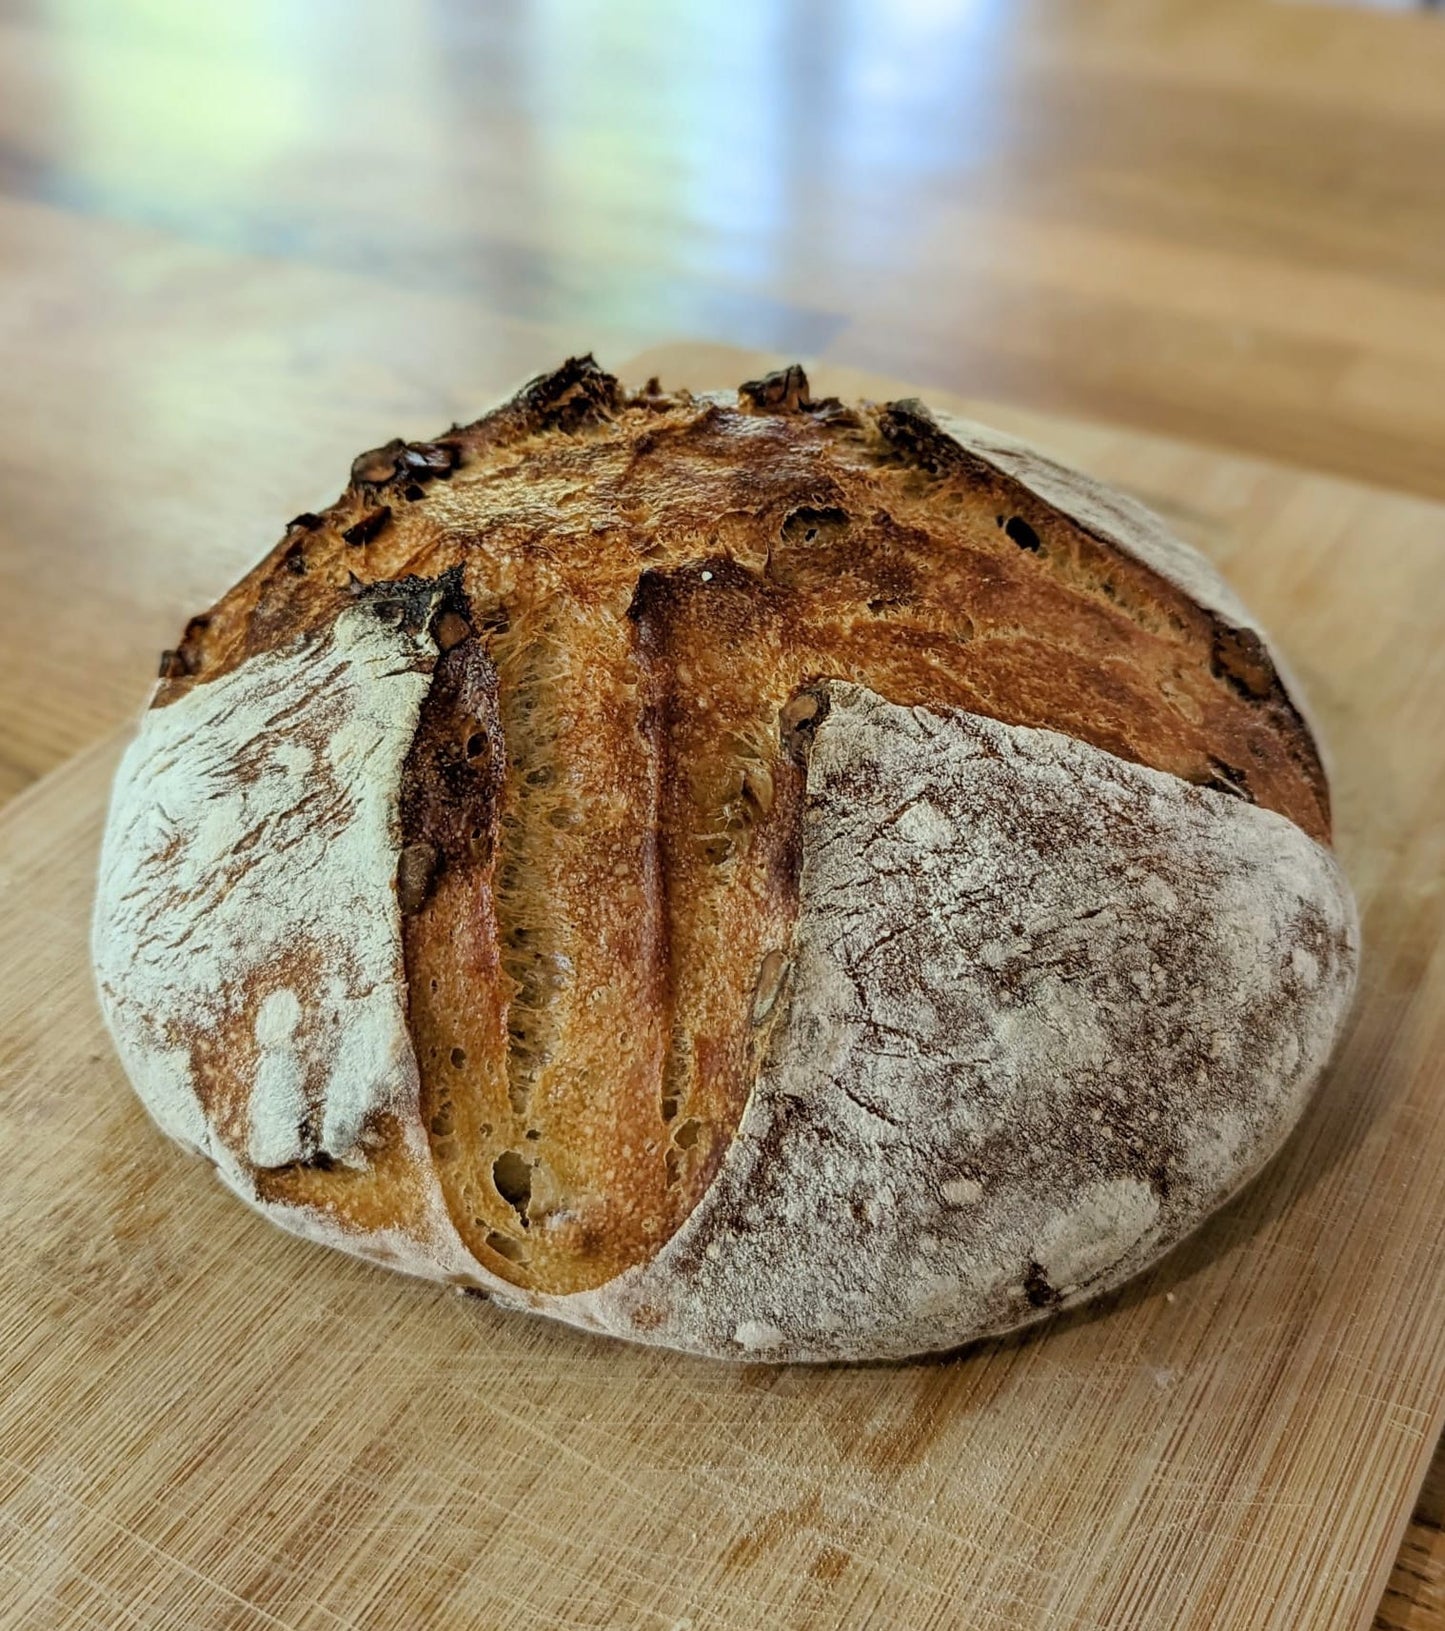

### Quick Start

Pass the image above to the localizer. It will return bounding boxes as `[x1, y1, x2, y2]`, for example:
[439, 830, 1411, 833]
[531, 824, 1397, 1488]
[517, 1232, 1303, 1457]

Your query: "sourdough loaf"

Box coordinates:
[93, 359, 1358, 1362]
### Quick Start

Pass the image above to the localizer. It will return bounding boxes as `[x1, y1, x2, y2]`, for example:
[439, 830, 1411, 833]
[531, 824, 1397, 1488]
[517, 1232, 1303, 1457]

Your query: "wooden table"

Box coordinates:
[1, 1, 1442, 1624]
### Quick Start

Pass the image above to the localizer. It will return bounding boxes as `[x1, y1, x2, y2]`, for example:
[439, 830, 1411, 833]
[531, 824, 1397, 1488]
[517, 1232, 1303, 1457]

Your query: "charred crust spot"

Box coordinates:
[1211, 623, 1275, 701]
[430, 567, 469, 629]
[888, 395, 936, 425]
[159, 615, 211, 679]
[357, 563, 467, 642]
[285, 512, 324, 533]
[624, 578, 654, 630]
[736, 366, 855, 423]
[626, 567, 670, 629]
[1004, 515, 1042, 553]
[342, 506, 393, 548]
[739, 363, 812, 414]
[514, 354, 621, 433]
[1024, 1263, 1062, 1310]
[874, 398, 973, 477]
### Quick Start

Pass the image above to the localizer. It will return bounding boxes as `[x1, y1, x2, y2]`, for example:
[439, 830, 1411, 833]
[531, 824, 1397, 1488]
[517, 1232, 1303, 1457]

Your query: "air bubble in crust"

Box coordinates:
[780, 505, 850, 548]
[665, 1119, 707, 1187]
[493, 1150, 534, 1216]
[485, 1230, 530, 1264]
[1004, 515, 1042, 553]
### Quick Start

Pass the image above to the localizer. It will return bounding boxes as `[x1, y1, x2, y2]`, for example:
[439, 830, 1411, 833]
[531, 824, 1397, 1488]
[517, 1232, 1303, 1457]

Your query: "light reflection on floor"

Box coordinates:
[26, 0, 1016, 346]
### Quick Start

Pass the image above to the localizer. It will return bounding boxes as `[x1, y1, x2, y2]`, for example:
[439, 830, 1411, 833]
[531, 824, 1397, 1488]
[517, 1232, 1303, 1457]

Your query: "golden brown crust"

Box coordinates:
[148, 358, 1330, 1296]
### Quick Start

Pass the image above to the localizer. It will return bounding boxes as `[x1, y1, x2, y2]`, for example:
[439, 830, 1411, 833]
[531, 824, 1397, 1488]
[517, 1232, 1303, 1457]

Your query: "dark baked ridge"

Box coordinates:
[153, 359, 1329, 1295]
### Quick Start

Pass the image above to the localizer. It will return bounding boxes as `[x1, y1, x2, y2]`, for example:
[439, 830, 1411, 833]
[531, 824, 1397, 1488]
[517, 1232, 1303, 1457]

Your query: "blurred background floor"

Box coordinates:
[0, 0, 1441, 1621]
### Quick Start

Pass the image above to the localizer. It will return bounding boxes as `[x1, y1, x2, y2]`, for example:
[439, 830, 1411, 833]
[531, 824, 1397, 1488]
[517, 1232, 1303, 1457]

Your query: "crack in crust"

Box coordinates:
[103, 358, 1347, 1314]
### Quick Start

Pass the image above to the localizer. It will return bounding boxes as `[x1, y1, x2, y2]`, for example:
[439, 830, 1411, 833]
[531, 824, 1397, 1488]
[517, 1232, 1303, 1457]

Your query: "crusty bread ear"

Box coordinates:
[94, 361, 1356, 1360]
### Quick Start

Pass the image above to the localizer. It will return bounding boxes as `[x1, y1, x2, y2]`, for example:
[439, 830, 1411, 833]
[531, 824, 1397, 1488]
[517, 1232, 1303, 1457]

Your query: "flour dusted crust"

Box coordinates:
[560, 687, 1357, 1361]
[94, 596, 478, 1281]
[93, 359, 1359, 1361]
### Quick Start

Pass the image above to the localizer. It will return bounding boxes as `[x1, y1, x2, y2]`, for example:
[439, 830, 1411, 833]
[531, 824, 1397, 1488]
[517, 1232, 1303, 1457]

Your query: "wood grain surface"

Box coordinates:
[2, 0, 1443, 1619]
[1, 0, 1443, 815]
[1377, 1453, 1445, 1631]
[3, 350, 1444, 1629]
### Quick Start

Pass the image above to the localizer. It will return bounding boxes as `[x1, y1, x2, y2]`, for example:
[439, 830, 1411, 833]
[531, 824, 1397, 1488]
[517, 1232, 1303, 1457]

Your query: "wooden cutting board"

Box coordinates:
[3, 345, 1444, 1631]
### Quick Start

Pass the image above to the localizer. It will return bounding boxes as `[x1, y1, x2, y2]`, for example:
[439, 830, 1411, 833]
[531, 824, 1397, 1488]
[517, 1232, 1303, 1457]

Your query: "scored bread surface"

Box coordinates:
[93, 359, 1357, 1360]
[565, 685, 1354, 1360]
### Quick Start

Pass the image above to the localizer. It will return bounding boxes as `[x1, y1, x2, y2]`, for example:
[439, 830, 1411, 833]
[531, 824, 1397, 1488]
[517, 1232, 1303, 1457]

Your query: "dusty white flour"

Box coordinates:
[94, 606, 432, 1175]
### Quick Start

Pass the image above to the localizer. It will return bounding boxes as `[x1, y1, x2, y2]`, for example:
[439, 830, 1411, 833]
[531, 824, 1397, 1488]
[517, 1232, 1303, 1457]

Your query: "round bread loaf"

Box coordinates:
[93, 359, 1359, 1362]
